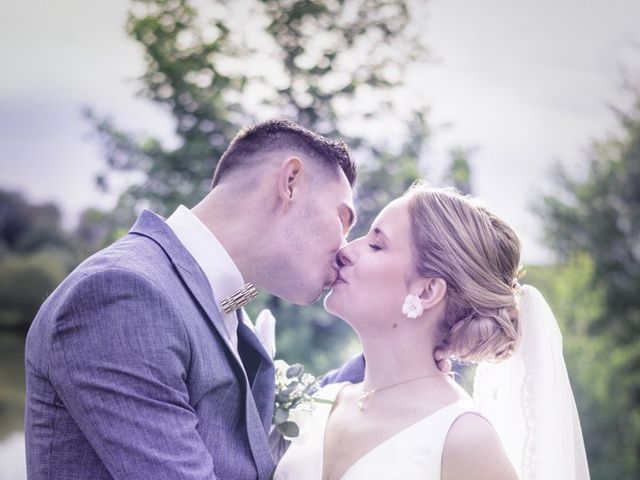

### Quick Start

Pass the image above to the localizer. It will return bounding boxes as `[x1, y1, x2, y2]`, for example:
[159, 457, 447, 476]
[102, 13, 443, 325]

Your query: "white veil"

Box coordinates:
[473, 285, 590, 479]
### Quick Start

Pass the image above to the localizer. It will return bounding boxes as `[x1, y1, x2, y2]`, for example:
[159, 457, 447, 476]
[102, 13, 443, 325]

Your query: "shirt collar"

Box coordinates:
[166, 205, 245, 312]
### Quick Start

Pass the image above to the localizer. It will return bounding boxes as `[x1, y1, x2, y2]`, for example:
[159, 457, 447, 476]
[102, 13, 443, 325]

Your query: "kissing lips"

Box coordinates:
[332, 271, 348, 286]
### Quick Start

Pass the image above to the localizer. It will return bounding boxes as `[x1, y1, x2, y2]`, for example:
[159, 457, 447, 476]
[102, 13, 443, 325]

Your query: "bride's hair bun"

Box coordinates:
[405, 182, 522, 363]
[443, 305, 519, 362]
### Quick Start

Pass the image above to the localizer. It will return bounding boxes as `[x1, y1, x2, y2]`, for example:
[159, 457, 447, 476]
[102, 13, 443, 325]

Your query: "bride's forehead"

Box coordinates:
[374, 199, 411, 233]
[378, 197, 410, 219]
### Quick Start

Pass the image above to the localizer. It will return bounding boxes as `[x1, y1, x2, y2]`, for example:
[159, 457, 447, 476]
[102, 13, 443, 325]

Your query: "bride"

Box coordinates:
[274, 183, 589, 479]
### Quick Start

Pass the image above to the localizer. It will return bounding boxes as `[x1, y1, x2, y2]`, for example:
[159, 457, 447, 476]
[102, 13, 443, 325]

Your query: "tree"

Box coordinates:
[73, 207, 131, 257]
[525, 256, 638, 479]
[0, 190, 69, 255]
[0, 252, 68, 332]
[91, 0, 430, 219]
[443, 146, 474, 195]
[0, 190, 74, 332]
[538, 86, 640, 344]
[89, 0, 433, 372]
[537, 84, 640, 478]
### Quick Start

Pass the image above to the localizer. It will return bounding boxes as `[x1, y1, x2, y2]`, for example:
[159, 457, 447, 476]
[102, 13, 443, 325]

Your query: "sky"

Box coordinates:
[1, 0, 639, 264]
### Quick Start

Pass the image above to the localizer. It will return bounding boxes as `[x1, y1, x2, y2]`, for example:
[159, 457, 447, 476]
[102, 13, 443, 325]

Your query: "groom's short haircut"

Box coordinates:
[211, 119, 356, 189]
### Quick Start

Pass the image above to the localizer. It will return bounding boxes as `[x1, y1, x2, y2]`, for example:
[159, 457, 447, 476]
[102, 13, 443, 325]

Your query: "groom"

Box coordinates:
[24, 119, 358, 479]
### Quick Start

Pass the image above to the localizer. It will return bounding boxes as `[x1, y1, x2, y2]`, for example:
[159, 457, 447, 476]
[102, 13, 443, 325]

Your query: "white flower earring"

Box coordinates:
[402, 294, 424, 319]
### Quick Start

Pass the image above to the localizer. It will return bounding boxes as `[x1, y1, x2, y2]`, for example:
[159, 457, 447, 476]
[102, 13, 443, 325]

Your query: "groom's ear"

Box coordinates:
[277, 156, 304, 204]
[413, 277, 447, 311]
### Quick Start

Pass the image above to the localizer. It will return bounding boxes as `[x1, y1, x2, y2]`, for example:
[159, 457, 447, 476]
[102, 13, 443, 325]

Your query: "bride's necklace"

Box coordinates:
[357, 373, 447, 411]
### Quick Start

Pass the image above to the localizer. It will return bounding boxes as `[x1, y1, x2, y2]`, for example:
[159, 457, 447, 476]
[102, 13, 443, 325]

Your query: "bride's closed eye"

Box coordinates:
[368, 244, 382, 251]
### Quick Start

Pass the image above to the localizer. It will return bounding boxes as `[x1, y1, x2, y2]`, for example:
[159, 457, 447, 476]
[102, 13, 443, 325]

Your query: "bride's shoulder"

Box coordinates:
[441, 412, 518, 480]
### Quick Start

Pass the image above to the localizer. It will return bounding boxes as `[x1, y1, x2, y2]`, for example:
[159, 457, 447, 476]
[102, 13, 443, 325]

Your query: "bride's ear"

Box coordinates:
[413, 277, 447, 311]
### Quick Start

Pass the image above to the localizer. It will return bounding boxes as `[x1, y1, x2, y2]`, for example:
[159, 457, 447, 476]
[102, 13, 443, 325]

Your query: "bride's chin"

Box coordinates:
[323, 290, 343, 316]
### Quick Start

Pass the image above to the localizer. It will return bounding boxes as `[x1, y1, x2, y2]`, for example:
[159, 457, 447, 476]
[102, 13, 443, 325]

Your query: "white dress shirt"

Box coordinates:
[166, 205, 245, 351]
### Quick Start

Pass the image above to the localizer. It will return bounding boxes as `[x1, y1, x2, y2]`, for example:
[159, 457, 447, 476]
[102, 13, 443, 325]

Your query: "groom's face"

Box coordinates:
[275, 171, 356, 305]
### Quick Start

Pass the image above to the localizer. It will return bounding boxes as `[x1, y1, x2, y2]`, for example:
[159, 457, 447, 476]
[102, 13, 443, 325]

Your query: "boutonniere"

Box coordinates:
[253, 309, 332, 438]
[254, 309, 277, 359]
[272, 359, 332, 438]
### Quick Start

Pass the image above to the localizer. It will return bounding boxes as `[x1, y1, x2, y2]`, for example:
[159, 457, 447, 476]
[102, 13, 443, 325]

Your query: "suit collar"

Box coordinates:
[165, 205, 245, 316]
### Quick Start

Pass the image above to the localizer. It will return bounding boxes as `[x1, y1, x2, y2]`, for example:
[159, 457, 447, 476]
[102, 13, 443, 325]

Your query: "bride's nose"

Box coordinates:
[336, 244, 354, 267]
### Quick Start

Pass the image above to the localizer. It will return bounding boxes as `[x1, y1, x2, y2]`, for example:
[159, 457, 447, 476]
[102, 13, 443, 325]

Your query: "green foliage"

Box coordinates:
[538, 89, 640, 344]
[259, 0, 427, 134]
[73, 207, 131, 256]
[0, 251, 68, 332]
[526, 256, 638, 479]
[0, 190, 77, 332]
[272, 359, 327, 438]
[536, 85, 640, 478]
[91, 0, 430, 218]
[246, 293, 359, 375]
[88, 0, 245, 217]
[0, 333, 27, 437]
[351, 111, 428, 237]
[443, 146, 474, 195]
[0, 190, 69, 254]
[0, 190, 119, 333]
[90, 0, 431, 371]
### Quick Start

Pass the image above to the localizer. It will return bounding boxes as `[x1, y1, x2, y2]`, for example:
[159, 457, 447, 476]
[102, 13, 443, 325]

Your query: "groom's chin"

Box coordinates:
[283, 287, 324, 306]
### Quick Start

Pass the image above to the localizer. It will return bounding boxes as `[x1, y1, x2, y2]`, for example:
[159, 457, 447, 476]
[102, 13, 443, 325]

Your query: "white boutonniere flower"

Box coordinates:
[254, 309, 277, 359]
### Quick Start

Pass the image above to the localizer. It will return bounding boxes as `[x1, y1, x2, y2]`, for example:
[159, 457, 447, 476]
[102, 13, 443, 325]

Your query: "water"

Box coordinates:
[0, 333, 26, 480]
[0, 432, 25, 480]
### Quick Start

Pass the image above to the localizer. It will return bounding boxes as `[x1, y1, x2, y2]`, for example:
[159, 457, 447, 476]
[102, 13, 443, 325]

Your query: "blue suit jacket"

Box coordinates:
[25, 210, 276, 479]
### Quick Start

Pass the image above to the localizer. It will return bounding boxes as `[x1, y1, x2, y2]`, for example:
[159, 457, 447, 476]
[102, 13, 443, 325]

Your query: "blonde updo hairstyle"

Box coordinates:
[405, 183, 522, 362]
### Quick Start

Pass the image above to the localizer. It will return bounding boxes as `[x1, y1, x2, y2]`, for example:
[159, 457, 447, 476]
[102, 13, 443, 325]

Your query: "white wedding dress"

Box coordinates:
[275, 286, 591, 480]
[274, 382, 479, 480]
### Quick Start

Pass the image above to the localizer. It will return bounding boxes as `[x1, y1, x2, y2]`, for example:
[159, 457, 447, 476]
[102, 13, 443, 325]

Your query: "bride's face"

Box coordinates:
[324, 196, 416, 327]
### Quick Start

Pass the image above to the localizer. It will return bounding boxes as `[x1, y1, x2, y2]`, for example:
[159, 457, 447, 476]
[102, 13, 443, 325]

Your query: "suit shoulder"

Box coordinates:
[77, 233, 173, 279]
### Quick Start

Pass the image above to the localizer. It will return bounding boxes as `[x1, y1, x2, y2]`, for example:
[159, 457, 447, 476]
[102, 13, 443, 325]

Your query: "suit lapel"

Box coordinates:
[236, 310, 273, 385]
[237, 321, 276, 477]
[129, 211, 237, 358]
[237, 319, 275, 427]
[129, 210, 275, 476]
[237, 323, 261, 387]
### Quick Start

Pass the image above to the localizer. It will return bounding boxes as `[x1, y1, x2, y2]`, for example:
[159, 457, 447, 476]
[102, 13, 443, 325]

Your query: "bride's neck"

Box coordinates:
[358, 323, 443, 391]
